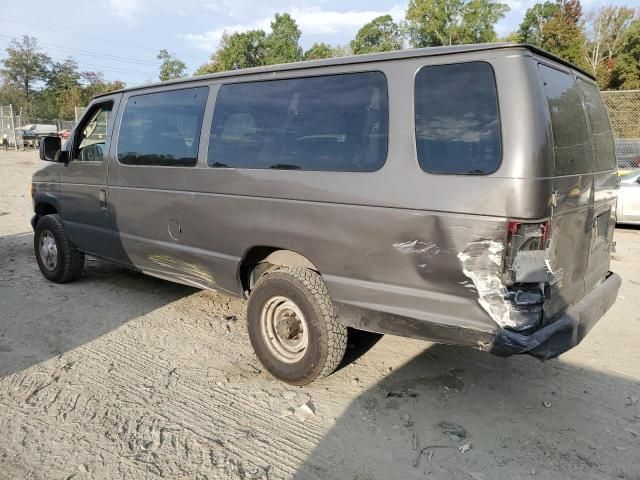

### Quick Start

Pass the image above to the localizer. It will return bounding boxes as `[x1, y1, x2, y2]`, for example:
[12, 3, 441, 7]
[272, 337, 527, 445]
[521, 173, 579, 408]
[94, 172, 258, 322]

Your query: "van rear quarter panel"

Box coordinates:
[107, 50, 561, 339]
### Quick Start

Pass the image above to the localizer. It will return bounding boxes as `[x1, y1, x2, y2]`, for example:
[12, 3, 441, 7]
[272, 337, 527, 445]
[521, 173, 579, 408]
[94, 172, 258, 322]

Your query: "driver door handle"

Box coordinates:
[99, 189, 108, 210]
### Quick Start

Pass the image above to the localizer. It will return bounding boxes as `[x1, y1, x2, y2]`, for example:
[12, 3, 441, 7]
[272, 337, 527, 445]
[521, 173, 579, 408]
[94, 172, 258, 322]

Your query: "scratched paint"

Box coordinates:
[393, 240, 441, 255]
[148, 254, 215, 289]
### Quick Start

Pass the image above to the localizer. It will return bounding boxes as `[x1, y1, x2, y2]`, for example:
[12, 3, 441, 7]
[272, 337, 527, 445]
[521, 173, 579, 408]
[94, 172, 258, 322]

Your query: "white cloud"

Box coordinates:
[107, 0, 146, 23]
[183, 4, 405, 52]
[182, 19, 272, 52]
[290, 5, 404, 35]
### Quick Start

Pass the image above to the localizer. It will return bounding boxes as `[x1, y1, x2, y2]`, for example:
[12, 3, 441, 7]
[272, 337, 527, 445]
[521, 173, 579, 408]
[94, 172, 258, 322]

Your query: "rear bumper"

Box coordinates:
[336, 271, 620, 360]
[492, 272, 621, 360]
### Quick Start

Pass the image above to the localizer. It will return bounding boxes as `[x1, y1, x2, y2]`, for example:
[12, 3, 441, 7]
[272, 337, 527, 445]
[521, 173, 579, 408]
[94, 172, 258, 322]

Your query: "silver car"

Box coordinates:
[617, 169, 640, 224]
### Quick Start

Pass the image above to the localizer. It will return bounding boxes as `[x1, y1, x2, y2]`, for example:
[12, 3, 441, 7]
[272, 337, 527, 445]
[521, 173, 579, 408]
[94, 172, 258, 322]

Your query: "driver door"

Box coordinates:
[60, 94, 121, 257]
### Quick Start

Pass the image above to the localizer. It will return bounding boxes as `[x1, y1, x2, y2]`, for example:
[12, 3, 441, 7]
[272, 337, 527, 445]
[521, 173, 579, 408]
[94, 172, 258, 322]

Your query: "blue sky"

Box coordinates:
[0, 0, 635, 86]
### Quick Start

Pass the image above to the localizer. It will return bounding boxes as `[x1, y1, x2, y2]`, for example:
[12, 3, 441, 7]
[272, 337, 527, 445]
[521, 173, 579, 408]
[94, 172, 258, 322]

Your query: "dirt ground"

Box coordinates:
[1, 150, 639, 480]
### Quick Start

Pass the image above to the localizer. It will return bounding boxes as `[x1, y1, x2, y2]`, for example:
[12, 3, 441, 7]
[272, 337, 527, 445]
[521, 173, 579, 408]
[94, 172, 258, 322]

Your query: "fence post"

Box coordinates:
[9, 105, 17, 150]
[0, 106, 4, 147]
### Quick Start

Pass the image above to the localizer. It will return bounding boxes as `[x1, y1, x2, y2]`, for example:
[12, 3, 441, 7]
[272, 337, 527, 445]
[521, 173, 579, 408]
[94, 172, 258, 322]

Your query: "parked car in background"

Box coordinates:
[16, 128, 39, 148]
[615, 138, 640, 174]
[22, 124, 58, 137]
[616, 169, 640, 224]
[58, 129, 71, 147]
[58, 129, 71, 140]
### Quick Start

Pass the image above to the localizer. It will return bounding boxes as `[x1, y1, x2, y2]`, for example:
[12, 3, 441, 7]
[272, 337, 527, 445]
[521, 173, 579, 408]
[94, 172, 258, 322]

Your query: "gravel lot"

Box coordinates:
[1, 150, 639, 480]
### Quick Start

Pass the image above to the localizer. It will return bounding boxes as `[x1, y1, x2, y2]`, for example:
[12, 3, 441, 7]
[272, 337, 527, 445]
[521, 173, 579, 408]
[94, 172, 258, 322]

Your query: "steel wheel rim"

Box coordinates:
[260, 295, 309, 363]
[39, 230, 58, 271]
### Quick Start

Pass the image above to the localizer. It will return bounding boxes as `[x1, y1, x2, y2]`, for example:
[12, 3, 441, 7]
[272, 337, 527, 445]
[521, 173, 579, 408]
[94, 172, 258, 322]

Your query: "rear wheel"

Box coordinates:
[247, 266, 347, 385]
[34, 214, 85, 283]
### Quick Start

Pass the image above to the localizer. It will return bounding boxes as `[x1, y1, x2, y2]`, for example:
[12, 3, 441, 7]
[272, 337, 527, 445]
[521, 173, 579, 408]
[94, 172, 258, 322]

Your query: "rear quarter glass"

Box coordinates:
[538, 64, 593, 176]
[577, 79, 616, 172]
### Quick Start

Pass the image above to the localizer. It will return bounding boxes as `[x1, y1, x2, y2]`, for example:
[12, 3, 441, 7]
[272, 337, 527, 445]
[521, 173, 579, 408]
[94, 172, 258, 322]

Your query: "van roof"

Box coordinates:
[95, 43, 595, 98]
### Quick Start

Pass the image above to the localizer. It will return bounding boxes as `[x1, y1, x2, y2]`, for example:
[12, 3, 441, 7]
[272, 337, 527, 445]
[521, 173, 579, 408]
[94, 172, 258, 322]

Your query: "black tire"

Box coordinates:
[34, 214, 85, 283]
[247, 266, 347, 385]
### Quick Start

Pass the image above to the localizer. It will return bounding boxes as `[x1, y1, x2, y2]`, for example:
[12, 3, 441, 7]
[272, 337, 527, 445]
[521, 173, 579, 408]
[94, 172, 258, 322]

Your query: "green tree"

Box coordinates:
[264, 13, 303, 64]
[405, 0, 509, 47]
[303, 42, 335, 60]
[196, 13, 304, 73]
[157, 49, 187, 81]
[611, 19, 640, 89]
[43, 58, 82, 119]
[540, 0, 588, 68]
[585, 6, 637, 85]
[1, 35, 51, 115]
[0, 82, 24, 110]
[516, 1, 588, 68]
[517, 1, 559, 45]
[332, 45, 353, 57]
[212, 30, 268, 71]
[351, 15, 403, 54]
[81, 71, 125, 98]
[194, 61, 220, 75]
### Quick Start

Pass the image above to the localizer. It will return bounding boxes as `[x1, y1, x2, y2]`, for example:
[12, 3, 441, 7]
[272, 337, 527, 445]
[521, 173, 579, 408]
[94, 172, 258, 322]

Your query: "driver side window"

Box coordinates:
[75, 102, 113, 162]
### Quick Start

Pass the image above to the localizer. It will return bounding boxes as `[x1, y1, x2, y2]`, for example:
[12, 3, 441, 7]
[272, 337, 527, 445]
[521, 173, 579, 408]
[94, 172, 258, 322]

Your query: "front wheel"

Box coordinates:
[247, 266, 347, 385]
[34, 214, 85, 283]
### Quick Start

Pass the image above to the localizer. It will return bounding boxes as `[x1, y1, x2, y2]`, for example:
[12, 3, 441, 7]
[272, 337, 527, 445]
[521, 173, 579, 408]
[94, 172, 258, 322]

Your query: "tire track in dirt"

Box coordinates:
[79, 342, 331, 477]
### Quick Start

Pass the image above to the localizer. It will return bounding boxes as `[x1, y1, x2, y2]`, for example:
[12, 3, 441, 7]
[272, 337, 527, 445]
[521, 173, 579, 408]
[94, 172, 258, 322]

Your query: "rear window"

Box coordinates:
[578, 79, 616, 172]
[118, 86, 209, 167]
[538, 64, 592, 175]
[414, 62, 501, 175]
[207, 72, 388, 171]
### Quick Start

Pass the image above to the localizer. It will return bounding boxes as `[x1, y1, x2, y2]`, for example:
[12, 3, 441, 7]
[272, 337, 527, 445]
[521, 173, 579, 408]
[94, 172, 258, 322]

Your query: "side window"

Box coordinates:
[414, 62, 501, 175]
[208, 72, 388, 171]
[74, 102, 113, 162]
[538, 64, 592, 175]
[578, 79, 616, 172]
[117, 86, 209, 167]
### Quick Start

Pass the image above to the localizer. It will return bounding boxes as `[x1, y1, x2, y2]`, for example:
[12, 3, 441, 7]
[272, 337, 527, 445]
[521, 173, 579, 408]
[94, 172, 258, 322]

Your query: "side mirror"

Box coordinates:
[54, 150, 70, 164]
[39, 136, 62, 162]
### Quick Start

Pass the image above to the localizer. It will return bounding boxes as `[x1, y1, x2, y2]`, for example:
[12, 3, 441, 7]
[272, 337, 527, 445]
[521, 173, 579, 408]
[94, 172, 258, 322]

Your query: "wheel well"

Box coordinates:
[239, 246, 319, 294]
[35, 202, 58, 218]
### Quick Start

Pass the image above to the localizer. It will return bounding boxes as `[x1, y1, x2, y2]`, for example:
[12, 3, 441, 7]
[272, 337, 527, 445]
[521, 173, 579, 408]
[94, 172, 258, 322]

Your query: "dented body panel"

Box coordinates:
[31, 44, 619, 360]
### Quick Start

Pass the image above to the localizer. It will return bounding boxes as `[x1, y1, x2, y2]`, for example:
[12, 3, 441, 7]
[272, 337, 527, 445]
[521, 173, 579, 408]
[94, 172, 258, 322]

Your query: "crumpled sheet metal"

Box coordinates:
[457, 240, 520, 329]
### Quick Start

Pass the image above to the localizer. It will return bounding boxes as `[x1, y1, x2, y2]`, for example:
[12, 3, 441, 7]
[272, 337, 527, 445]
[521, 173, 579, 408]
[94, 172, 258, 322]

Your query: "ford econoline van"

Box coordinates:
[33, 43, 621, 385]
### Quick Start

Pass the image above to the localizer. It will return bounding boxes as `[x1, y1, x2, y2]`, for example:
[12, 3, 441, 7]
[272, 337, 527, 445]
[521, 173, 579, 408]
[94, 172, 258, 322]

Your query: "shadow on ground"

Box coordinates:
[297, 341, 640, 480]
[0, 232, 196, 379]
[2, 229, 640, 479]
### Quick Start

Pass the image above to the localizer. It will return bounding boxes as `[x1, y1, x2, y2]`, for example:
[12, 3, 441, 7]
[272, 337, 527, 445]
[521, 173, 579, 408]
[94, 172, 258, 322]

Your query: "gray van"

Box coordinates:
[33, 43, 621, 385]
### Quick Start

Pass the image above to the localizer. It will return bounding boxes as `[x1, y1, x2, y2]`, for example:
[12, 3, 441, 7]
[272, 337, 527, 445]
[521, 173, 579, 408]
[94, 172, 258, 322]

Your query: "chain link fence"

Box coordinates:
[601, 90, 640, 170]
[0, 105, 18, 149]
[0, 105, 82, 150]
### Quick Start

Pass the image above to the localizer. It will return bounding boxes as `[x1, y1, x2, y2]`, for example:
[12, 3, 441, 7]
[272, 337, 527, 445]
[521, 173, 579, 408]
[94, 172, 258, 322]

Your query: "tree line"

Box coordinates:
[1, 0, 639, 121]
[194, 0, 639, 91]
[0, 36, 125, 120]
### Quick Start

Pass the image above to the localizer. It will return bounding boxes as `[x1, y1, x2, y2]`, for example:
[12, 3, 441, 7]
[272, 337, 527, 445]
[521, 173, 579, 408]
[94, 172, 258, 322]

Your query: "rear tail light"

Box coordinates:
[506, 220, 550, 252]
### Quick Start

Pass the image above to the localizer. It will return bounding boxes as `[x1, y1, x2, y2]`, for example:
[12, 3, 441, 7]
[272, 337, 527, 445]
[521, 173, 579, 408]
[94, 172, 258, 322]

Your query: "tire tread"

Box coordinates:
[249, 266, 347, 384]
[35, 214, 84, 283]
